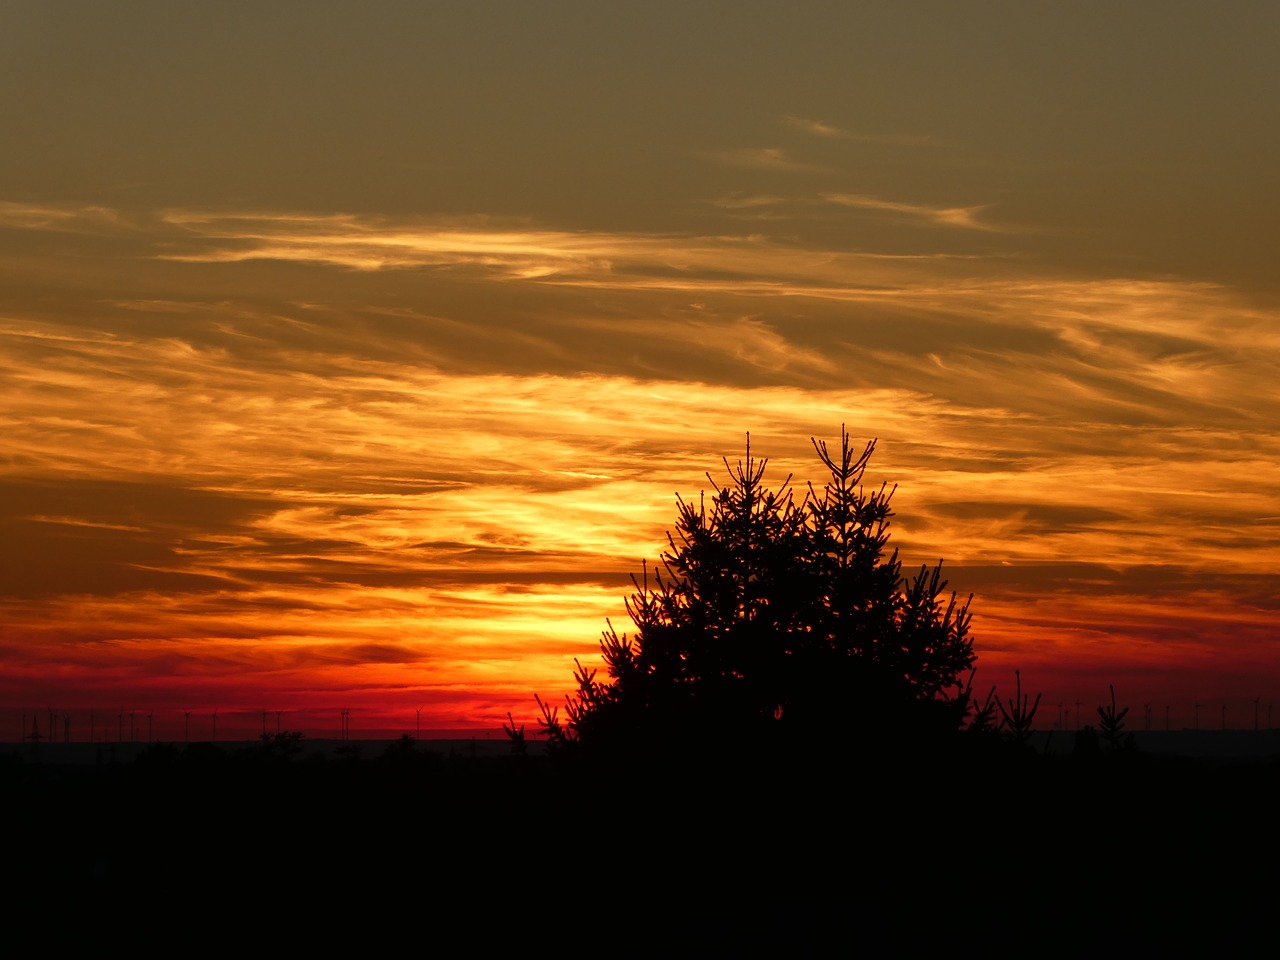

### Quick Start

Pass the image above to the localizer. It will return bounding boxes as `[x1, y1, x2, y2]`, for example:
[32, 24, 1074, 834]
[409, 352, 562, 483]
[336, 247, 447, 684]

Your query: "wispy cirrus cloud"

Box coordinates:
[132, 206, 996, 294]
[4, 205, 1274, 406]
[0, 200, 139, 233]
[710, 146, 829, 173]
[4, 204, 1274, 420]
[783, 115, 852, 139]
[782, 115, 936, 147]
[710, 193, 789, 210]
[822, 191, 1001, 231]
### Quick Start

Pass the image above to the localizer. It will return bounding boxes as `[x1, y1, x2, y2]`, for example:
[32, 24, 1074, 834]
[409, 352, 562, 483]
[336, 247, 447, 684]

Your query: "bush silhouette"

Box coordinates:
[537, 428, 976, 754]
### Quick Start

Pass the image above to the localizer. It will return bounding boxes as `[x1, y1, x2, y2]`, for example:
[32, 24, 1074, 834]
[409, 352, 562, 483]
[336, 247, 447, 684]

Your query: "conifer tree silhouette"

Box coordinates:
[537, 428, 976, 752]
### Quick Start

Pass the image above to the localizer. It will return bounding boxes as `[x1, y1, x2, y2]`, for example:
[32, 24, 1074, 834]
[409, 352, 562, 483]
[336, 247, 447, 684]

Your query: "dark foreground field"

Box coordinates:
[5, 735, 1279, 954]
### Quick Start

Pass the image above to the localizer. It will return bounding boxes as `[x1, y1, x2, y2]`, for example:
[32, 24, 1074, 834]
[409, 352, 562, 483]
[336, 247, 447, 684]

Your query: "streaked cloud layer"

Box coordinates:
[2, 4, 1277, 737]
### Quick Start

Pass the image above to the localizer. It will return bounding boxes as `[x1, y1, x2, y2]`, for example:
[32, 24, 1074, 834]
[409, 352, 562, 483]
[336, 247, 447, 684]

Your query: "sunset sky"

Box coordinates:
[3, 3, 1277, 740]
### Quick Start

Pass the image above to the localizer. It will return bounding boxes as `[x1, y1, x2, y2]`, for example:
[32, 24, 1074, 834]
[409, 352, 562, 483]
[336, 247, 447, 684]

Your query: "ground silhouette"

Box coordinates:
[7, 732, 1277, 953]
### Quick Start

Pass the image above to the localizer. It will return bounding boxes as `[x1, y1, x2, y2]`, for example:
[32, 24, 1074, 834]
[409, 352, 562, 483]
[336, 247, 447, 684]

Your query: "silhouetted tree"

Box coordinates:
[1097, 685, 1134, 751]
[996, 669, 1041, 748]
[537, 428, 976, 753]
[502, 711, 527, 756]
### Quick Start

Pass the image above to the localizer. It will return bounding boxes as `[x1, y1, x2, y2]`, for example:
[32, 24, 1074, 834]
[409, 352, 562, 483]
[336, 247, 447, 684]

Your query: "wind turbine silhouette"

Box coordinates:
[212, 709, 218, 742]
